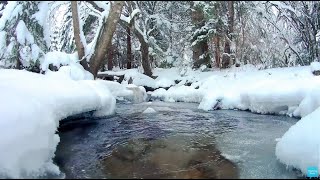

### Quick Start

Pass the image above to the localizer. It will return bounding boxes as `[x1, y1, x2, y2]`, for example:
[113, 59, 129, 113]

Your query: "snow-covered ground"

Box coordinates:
[100, 63, 320, 176]
[0, 64, 148, 178]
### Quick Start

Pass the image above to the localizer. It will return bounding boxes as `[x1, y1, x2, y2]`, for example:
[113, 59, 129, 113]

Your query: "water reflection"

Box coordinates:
[102, 135, 239, 179]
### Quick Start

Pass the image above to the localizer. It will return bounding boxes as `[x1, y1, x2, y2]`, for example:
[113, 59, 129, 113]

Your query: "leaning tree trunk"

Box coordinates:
[71, 1, 90, 71]
[126, 26, 132, 69]
[89, 1, 124, 78]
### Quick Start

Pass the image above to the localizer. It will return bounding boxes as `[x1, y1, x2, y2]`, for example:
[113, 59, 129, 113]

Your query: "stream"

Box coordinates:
[55, 101, 302, 179]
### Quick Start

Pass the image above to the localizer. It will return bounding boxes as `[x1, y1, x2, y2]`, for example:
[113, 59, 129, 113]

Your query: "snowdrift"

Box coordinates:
[0, 69, 116, 178]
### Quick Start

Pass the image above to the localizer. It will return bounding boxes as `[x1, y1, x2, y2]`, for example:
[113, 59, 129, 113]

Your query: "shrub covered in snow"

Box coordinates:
[0, 2, 49, 69]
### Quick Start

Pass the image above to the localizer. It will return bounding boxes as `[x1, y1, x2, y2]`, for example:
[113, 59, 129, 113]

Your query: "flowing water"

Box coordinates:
[55, 101, 301, 179]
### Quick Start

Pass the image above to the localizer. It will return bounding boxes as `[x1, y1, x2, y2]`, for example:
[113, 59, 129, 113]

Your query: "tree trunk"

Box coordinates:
[224, 1, 234, 55]
[222, 1, 234, 68]
[214, 36, 221, 68]
[89, 1, 124, 78]
[16, 59, 21, 70]
[107, 45, 113, 70]
[135, 31, 152, 77]
[71, 1, 90, 71]
[118, 9, 152, 77]
[126, 26, 132, 69]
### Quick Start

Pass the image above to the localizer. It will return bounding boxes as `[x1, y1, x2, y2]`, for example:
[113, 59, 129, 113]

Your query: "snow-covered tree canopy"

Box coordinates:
[0, 1, 319, 73]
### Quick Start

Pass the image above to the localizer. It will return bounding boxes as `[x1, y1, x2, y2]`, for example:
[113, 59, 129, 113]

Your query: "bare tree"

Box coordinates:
[118, 2, 153, 77]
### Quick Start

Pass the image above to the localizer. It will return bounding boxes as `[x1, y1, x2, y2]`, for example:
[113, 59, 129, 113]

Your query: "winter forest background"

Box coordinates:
[0, 1, 319, 77]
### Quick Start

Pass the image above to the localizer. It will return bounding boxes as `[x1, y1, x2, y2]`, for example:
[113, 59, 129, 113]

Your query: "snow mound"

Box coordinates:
[0, 69, 116, 178]
[46, 63, 93, 81]
[276, 106, 320, 176]
[198, 65, 320, 116]
[143, 107, 156, 114]
[310, 61, 320, 72]
[151, 86, 203, 103]
[41, 51, 79, 71]
[155, 77, 175, 88]
[97, 80, 147, 103]
[294, 88, 320, 118]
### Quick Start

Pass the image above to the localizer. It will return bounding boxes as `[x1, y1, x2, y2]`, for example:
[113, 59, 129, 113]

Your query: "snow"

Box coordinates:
[0, 31, 6, 54]
[40, 51, 79, 71]
[31, 2, 49, 27]
[276, 107, 320, 176]
[31, 44, 40, 61]
[16, 20, 34, 45]
[0, 69, 116, 178]
[45, 63, 94, 81]
[310, 61, 320, 72]
[142, 107, 156, 114]
[198, 66, 320, 116]
[97, 80, 147, 103]
[120, 8, 141, 24]
[155, 77, 175, 88]
[151, 86, 203, 103]
[31, 2, 50, 46]
[0, 1, 19, 30]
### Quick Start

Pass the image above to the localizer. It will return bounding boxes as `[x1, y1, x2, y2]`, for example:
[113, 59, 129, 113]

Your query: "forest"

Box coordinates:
[0, 1, 319, 76]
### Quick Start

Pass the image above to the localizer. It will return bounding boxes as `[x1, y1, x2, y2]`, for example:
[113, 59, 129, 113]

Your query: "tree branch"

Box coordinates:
[85, 1, 104, 12]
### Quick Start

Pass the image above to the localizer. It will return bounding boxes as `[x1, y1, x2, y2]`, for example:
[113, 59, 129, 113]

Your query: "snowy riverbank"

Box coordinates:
[0, 65, 148, 178]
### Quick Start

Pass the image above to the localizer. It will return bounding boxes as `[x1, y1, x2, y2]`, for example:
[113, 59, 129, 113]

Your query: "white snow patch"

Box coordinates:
[41, 51, 79, 71]
[16, 20, 34, 45]
[155, 77, 175, 88]
[0, 1, 19, 30]
[143, 107, 157, 114]
[310, 61, 320, 72]
[46, 63, 93, 81]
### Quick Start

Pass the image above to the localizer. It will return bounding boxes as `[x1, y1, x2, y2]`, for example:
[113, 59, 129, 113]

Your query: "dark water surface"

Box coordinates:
[55, 101, 300, 179]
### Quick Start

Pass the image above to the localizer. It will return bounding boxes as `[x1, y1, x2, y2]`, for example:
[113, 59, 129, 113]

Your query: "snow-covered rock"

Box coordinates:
[96, 80, 147, 103]
[126, 84, 147, 103]
[41, 51, 79, 72]
[142, 107, 156, 114]
[46, 63, 93, 81]
[310, 61, 320, 75]
[153, 85, 203, 103]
